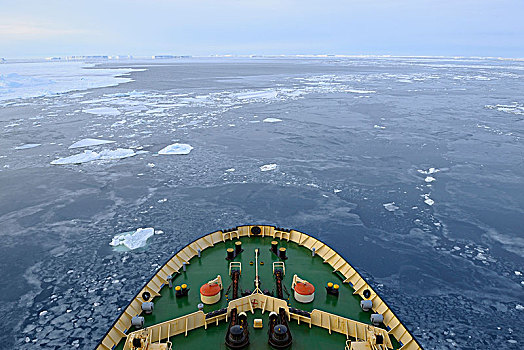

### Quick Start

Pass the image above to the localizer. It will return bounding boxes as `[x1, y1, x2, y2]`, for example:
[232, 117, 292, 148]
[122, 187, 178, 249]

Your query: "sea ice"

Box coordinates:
[345, 89, 376, 94]
[83, 107, 121, 116]
[418, 167, 440, 175]
[425, 176, 436, 183]
[263, 118, 283, 123]
[109, 228, 155, 250]
[158, 143, 193, 155]
[424, 197, 435, 206]
[14, 143, 41, 150]
[99, 148, 136, 160]
[50, 150, 100, 165]
[50, 148, 136, 165]
[68, 138, 115, 149]
[0, 61, 143, 101]
[235, 90, 278, 100]
[260, 163, 277, 172]
[383, 202, 399, 212]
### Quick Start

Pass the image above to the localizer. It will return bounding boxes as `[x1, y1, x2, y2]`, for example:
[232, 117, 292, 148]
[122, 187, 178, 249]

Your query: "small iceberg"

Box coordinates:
[158, 143, 193, 155]
[263, 118, 282, 123]
[383, 202, 399, 212]
[69, 138, 116, 149]
[110, 228, 155, 250]
[14, 143, 41, 150]
[260, 163, 277, 172]
[83, 107, 121, 116]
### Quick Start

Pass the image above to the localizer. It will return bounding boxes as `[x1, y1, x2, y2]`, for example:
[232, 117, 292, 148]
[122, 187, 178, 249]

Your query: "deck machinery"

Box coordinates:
[97, 225, 423, 350]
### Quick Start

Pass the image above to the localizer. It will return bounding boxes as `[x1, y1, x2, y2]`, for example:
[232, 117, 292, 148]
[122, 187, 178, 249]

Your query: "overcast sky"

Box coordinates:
[1, 0, 523, 58]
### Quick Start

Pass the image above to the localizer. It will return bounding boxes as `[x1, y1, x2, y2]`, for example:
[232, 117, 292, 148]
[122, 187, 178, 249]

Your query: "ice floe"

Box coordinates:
[99, 148, 136, 160]
[0, 61, 143, 101]
[260, 163, 277, 172]
[14, 143, 41, 150]
[345, 89, 376, 94]
[383, 202, 399, 212]
[425, 176, 436, 183]
[50, 148, 136, 165]
[263, 118, 283, 123]
[158, 143, 193, 155]
[235, 90, 278, 100]
[68, 138, 115, 149]
[423, 194, 435, 206]
[83, 107, 121, 116]
[109, 227, 155, 250]
[418, 167, 440, 175]
[50, 150, 100, 165]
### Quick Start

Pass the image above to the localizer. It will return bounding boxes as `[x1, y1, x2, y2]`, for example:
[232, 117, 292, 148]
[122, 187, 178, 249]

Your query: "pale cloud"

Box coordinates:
[0, 20, 87, 39]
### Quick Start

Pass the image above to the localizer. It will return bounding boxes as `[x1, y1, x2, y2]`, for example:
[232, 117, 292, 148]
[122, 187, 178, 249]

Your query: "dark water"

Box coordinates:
[0, 57, 523, 349]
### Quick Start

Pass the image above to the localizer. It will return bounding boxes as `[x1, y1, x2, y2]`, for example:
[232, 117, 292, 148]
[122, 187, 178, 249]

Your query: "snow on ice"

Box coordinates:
[158, 143, 193, 155]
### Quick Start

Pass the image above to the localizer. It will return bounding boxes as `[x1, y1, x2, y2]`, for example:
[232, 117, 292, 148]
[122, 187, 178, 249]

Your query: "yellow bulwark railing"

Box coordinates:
[97, 225, 422, 350]
[123, 294, 392, 350]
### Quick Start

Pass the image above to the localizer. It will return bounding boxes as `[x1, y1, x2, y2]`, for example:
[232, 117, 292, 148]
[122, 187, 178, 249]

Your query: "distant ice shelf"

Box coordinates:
[158, 143, 193, 155]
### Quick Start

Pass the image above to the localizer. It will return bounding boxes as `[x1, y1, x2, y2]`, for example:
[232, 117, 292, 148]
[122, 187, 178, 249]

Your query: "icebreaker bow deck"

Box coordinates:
[97, 225, 422, 350]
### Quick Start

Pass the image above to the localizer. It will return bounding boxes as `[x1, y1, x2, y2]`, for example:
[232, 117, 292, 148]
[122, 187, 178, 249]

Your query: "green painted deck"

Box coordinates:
[115, 236, 401, 349]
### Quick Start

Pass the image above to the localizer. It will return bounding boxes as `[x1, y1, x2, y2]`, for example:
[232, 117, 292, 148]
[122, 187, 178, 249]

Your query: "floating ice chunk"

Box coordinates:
[14, 143, 41, 150]
[158, 143, 193, 155]
[50, 148, 135, 165]
[263, 118, 282, 123]
[345, 89, 376, 94]
[424, 197, 435, 206]
[83, 107, 121, 116]
[99, 148, 136, 160]
[260, 163, 277, 172]
[110, 227, 155, 250]
[69, 138, 115, 149]
[235, 90, 278, 100]
[425, 176, 436, 183]
[383, 202, 399, 212]
[418, 167, 440, 175]
[51, 150, 100, 165]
